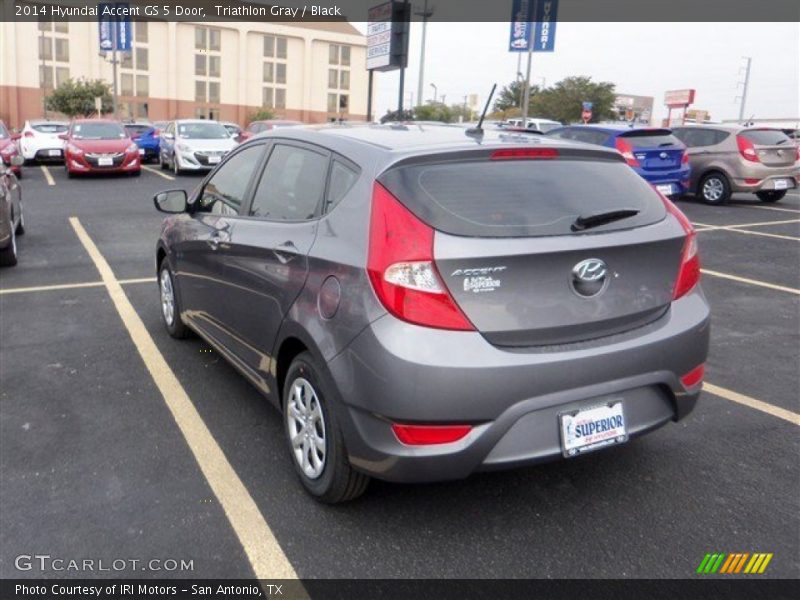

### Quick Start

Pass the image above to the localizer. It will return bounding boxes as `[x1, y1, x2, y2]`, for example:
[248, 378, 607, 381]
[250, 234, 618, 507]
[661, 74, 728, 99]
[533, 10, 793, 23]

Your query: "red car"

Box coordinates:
[63, 119, 141, 177]
[239, 119, 303, 141]
[0, 121, 22, 177]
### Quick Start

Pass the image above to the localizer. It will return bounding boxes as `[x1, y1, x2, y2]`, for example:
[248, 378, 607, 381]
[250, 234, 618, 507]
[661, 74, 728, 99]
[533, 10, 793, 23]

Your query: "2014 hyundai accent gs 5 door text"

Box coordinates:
[153, 124, 710, 503]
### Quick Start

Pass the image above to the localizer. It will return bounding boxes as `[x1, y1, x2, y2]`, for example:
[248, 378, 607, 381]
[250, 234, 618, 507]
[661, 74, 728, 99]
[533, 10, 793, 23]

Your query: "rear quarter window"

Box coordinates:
[379, 157, 666, 238]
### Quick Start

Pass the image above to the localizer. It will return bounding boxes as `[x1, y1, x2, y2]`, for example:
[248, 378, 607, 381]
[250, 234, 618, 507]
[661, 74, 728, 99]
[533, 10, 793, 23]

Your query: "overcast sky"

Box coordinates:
[353, 22, 799, 124]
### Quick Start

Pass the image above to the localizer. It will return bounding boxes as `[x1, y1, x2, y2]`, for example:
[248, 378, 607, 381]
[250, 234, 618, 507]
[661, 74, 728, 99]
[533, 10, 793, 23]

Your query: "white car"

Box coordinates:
[502, 118, 562, 133]
[19, 120, 69, 162]
[159, 120, 237, 175]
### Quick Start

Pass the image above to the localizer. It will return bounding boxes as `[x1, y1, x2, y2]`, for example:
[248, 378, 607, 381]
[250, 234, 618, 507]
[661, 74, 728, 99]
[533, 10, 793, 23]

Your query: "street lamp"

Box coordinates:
[430, 83, 437, 103]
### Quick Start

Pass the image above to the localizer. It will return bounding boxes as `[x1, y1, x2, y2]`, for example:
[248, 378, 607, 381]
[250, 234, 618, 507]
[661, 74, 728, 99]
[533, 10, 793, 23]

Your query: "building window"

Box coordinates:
[135, 21, 148, 43]
[341, 46, 350, 66]
[339, 94, 349, 112]
[329, 44, 338, 65]
[328, 93, 349, 114]
[121, 73, 134, 96]
[195, 27, 207, 50]
[208, 81, 220, 103]
[121, 52, 133, 69]
[195, 55, 206, 76]
[55, 67, 70, 88]
[276, 37, 287, 59]
[340, 71, 350, 90]
[209, 29, 221, 51]
[38, 36, 52, 61]
[195, 81, 206, 103]
[38, 20, 50, 32]
[275, 88, 286, 109]
[262, 33, 287, 111]
[209, 56, 221, 78]
[195, 26, 221, 52]
[263, 62, 273, 83]
[329, 44, 351, 66]
[39, 66, 53, 89]
[55, 38, 69, 62]
[327, 93, 337, 112]
[263, 35, 275, 57]
[135, 47, 148, 70]
[276, 63, 286, 84]
[328, 69, 338, 89]
[263, 87, 273, 108]
[136, 75, 149, 97]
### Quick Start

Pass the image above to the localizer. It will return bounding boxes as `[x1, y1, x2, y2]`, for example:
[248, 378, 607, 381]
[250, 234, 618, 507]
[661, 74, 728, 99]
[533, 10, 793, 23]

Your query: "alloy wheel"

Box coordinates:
[159, 269, 175, 326]
[702, 177, 724, 202]
[286, 377, 327, 479]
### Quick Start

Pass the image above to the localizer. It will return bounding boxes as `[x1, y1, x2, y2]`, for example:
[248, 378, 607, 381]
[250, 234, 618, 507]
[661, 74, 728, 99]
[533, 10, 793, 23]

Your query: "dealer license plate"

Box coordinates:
[98, 157, 113, 166]
[560, 402, 628, 458]
[208, 156, 221, 164]
[656, 184, 674, 196]
[138, 148, 145, 155]
[48, 149, 61, 157]
[773, 179, 789, 190]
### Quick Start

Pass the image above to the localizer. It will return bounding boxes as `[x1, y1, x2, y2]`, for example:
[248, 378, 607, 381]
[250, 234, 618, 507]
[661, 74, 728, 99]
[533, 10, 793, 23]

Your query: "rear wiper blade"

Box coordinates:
[572, 208, 640, 231]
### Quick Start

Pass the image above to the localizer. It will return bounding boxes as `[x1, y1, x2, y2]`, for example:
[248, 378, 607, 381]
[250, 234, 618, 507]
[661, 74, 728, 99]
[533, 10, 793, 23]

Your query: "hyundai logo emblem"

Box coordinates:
[659, 151, 668, 159]
[571, 258, 609, 297]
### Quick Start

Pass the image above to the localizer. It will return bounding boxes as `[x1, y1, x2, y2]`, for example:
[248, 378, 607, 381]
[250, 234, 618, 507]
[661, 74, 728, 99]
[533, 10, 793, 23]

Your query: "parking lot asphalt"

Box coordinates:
[1, 164, 798, 580]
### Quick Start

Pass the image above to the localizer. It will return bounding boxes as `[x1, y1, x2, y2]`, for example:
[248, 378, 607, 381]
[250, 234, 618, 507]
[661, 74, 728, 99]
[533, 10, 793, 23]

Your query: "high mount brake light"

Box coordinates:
[491, 148, 559, 160]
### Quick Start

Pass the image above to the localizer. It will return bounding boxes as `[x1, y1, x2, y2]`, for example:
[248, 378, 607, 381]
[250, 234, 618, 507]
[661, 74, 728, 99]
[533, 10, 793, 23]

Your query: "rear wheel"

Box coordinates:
[172, 154, 181, 176]
[0, 228, 18, 267]
[159, 263, 189, 339]
[283, 352, 369, 503]
[756, 190, 787, 203]
[15, 210, 25, 235]
[699, 172, 731, 205]
[160, 152, 168, 170]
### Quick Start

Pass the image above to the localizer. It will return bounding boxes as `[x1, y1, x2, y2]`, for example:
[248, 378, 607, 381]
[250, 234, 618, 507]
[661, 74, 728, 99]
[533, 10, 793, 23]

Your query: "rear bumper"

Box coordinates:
[638, 167, 691, 196]
[326, 287, 710, 483]
[730, 170, 799, 193]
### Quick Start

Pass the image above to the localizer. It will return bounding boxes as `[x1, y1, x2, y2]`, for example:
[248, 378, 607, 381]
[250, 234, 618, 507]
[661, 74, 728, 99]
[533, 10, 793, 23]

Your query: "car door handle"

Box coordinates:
[208, 231, 229, 250]
[272, 241, 298, 264]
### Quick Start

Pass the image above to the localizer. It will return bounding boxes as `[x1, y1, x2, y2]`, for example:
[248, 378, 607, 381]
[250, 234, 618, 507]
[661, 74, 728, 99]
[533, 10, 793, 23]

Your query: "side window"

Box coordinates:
[712, 130, 731, 145]
[249, 144, 329, 221]
[198, 145, 264, 216]
[324, 159, 359, 213]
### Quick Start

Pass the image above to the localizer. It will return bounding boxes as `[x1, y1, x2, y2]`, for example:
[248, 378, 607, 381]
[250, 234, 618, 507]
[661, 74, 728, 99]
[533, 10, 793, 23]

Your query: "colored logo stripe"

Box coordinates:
[698, 552, 772, 574]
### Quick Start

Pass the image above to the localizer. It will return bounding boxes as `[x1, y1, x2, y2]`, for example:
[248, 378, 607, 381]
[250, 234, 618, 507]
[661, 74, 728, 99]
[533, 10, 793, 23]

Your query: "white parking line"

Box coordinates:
[704, 383, 800, 426]
[693, 222, 799, 242]
[0, 277, 155, 296]
[40, 165, 55, 186]
[701, 269, 800, 295]
[68, 217, 298, 581]
[692, 218, 800, 230]
[738, 204, 800, 214]
[141, 165, 175, 181]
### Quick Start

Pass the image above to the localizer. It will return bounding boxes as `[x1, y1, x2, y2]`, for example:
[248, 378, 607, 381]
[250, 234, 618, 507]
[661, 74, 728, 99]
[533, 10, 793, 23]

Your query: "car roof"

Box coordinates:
[252, 122, 621, 170]
[558, 123, 671, 133]
[72, 119, 121, 124]
[672, 123, 784, 133]
[28, 119, 68, 125]
[174, 119, 223, 124]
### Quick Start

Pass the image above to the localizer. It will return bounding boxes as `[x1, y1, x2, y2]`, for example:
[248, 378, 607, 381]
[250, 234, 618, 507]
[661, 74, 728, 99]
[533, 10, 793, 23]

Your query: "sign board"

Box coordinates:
[532, 0, 558, 52]
[98, 2, 133, 52]
[664, 89, 696, 107]
[508, 0, 534, 52]
[367, 1, 409, 71]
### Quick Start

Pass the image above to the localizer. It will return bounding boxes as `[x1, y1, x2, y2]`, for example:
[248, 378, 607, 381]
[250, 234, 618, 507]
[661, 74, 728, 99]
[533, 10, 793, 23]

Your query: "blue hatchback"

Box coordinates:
[123, 123, 160, 163]
[546, 124, 690, 197]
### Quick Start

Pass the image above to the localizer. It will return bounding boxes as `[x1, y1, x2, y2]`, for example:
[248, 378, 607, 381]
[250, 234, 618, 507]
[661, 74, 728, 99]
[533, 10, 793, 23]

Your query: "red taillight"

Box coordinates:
[614, 138, 640, 167]
[743, 178, 761, 185]
[681, 151, 689, 165]
[795, 146, 800, 162]
[681, 364, 705, 388]
[24, 131, 34, 138]
[736, 134, 759, 162]
[391, 423, 472, 445]
[491, 148, 559, 160]
[657, 191, 700, 299]
[367, 182, 474, 331]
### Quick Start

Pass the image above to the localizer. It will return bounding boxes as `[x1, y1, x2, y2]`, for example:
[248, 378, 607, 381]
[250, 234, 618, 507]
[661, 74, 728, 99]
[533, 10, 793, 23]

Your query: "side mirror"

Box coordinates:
[9, 155, 24, 167]
[153, 189, 188, 214]
[58, 133, 68, 140]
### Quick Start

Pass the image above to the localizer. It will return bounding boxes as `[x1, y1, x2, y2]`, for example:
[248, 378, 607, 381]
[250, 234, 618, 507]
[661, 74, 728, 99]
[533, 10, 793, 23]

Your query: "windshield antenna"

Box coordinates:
[466, 83, 497, 139]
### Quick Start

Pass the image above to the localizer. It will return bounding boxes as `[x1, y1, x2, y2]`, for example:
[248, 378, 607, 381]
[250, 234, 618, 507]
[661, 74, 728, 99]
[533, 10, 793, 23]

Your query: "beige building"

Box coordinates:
[0, 19, 369, 128]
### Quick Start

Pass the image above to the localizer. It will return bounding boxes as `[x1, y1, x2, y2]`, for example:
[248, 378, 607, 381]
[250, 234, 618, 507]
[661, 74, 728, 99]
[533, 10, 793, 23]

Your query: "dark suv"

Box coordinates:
[153, 124, 710, 502]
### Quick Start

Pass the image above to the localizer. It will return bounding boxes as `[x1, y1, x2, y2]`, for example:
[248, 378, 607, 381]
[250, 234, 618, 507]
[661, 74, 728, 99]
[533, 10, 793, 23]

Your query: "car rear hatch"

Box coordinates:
[738, 129, 796, 167]
[377, 146, 687, 347]
[31, 123, 68, 142]
[616, 129, 685, 172]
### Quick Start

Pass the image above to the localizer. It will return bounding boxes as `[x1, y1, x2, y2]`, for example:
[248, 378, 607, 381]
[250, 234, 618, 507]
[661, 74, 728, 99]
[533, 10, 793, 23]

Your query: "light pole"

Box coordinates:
[430, 83, 437, 103]
[415, 0, 434, 110]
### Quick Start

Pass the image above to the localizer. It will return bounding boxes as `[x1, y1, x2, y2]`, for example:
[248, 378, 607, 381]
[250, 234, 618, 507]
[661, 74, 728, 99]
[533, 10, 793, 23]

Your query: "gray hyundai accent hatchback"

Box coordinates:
[153, 124, 710, 503]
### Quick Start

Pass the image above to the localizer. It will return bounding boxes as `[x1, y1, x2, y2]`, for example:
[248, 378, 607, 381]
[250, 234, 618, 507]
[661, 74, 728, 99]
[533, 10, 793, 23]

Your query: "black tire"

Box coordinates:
[158, 263, 189, 339]
[283, 352, 369, 503]
[698, 172, 731, 205]
[160, 152, 168, 170]
[0, 228, 18, 267]
[756, 190, 787, 203]
[173, 154, 181, 176]
[15, 209, 25, 235]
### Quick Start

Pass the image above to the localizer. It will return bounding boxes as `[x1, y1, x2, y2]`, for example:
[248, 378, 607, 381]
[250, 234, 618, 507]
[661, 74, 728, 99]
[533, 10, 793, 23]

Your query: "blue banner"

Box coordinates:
[98, 3, 133, 52]
[532, 0, 558, 52]
[508, 0, 534, 52]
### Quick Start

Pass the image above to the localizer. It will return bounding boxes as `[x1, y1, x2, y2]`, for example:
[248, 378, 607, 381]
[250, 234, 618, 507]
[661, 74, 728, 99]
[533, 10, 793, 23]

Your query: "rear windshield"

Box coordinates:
[620, 130, 682, 148]
[124, 125, 151, 136]
[32, 123, 68, 133]
[379, 158, 667, 237]
[739, 129, 792, 145]
[178, 122, 230, 139]
[72, 123, 126, 140]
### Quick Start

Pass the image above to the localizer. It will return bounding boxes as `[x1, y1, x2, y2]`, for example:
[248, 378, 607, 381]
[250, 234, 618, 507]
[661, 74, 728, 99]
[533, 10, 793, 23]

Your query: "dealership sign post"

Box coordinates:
[664, 89, 696, 126]
[367, 1, 411, 118]
[98, 3, 134, 117]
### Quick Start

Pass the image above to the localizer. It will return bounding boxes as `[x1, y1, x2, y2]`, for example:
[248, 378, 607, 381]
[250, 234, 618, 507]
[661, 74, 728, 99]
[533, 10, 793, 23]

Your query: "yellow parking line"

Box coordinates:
[141, 165, 175, 181]
[700, 269, 800, 295]
[704, 383, 800, 426]
[0, 277, 155, 295]
[40, 165, 55, 186]
[68, 216, 298, 580]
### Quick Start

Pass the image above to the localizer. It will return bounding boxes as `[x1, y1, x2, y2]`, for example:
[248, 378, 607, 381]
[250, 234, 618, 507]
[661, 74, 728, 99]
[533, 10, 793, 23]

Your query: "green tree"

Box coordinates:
[493, 80, 541, 113]
[44, 78, 113, 118]
[247, 108, 275, 123]
[413, 101, 456, 123]
[529, 76, 616, 124]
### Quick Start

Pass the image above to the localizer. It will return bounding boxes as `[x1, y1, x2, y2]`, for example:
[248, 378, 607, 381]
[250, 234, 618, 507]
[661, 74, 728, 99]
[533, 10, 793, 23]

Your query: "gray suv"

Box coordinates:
[153, 124, 710, 502]
[672, 125, 799, 204]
